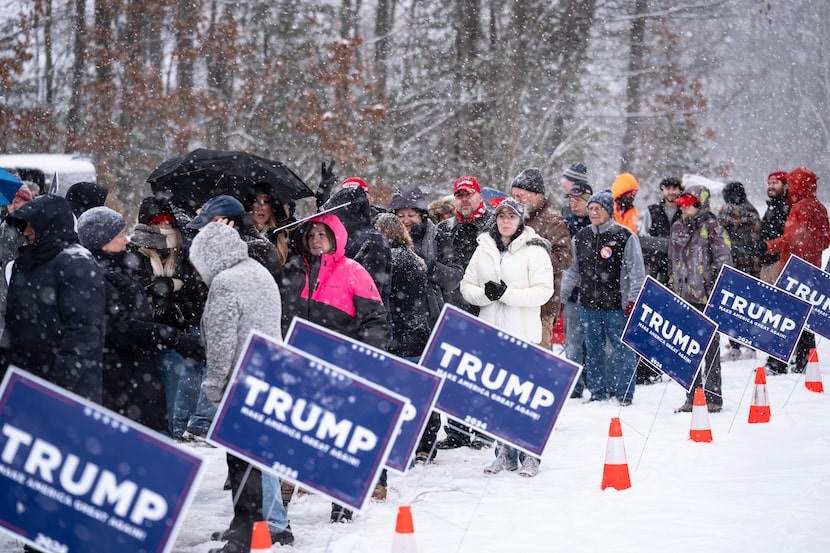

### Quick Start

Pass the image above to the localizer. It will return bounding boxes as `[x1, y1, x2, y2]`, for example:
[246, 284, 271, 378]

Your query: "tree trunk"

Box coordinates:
[452, 0, 485, 168]
[66, 0, 87, 142]
[620, 0, 647, 174]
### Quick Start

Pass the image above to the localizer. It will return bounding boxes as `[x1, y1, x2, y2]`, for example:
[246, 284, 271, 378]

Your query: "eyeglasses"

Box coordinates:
[567, 194, 591, 202]
[252, 199, 272, 207]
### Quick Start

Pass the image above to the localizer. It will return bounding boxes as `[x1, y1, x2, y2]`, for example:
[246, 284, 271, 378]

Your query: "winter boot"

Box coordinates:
[331, 503, 353, 523]
[372, 483, 387, 501]
[518, 456, 540, 478]
[483, 445, 519, 474]
[280, 480, 295, 507]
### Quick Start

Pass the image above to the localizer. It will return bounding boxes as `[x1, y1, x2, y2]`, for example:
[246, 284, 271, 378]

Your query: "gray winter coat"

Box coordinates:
[189, 222, 283, 405]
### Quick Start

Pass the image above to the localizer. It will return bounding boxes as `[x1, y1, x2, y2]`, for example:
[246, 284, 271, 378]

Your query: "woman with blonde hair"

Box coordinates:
[130, 197, 208, 440]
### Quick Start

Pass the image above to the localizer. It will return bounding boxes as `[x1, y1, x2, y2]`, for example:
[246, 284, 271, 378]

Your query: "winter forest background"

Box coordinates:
[0, 0, 828, 220]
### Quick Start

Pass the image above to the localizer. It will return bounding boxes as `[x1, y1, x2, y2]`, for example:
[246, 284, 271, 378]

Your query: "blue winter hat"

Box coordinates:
[186, 195, 246, 230]
[587, 189, 614, 218]
[77, 206, 126, 250]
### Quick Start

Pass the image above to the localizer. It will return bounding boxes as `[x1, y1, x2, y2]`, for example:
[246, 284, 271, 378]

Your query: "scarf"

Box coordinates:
[455, 201, 488, 224]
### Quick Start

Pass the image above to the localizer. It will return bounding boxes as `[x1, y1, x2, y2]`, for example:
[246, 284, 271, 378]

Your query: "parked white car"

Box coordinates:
[0, 153, 97, 195]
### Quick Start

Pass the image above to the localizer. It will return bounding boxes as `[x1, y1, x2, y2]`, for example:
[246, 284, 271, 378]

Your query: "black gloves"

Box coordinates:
[484, 280, 508, 301]
[174, 332, 205, 363]
[315, 160, 337, 209]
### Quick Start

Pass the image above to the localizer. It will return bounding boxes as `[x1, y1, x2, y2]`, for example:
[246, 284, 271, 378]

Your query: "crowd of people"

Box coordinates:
[0, 162, 827, 553]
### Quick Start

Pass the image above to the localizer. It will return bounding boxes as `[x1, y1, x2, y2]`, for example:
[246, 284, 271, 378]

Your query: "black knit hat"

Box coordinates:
[77, 206, 126, 250]
[389, 185, 429, 213]
[138, 197, 175, 225]
[65, 181, 109, 219]
[510, 168, 545, 195]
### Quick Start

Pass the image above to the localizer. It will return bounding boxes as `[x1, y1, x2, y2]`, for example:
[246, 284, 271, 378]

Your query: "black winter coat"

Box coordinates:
[129, 244, 207, 331]
[95, 250, 171, 431]
[0, 195, 105, 402]
[433, 208, 495, 314]
[387, 244, 432, 358]
[760, 194, 789, 266]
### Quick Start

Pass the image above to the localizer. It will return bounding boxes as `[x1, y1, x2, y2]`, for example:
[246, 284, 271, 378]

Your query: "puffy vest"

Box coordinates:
[573, 224, 633, 311]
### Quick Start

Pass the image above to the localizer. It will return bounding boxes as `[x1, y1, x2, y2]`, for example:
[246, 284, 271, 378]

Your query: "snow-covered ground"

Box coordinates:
[4, 341, 828, 553]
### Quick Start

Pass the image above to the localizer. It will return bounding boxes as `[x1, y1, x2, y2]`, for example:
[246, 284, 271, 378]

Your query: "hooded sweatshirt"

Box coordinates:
[766, 168, 830, 268]
[189, 222, 283, 405]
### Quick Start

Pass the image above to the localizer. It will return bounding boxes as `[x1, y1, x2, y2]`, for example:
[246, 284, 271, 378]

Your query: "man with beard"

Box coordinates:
[757, 171, 790, 374]
[434, 175, 496, 450]
[639, 177, 683, 285]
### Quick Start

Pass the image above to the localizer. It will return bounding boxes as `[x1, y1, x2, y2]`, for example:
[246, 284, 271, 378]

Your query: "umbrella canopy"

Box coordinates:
[481, 187, 508, 208]
[0, 168, 23, 206]
[146, 149, 313, 211]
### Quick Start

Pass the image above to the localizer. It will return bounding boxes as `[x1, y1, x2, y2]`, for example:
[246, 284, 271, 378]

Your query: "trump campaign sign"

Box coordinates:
[776, 255, 830, 340]
[285, 319, 444, 474]
[419, 305, 581, 457]
[0, 368, 203, 553]
[622, 277, 718, 392]
[207, 332, 409, 512]
[705, 265, 811, 362]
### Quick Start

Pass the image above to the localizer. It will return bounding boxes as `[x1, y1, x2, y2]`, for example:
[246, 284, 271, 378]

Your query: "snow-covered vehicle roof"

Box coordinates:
[0, 153, 97, 195]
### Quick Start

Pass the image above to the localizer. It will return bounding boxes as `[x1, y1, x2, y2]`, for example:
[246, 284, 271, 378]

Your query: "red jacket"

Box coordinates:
[766, 167, 830, 268]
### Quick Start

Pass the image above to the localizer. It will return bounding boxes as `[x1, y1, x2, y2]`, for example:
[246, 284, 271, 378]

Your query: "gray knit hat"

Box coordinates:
[510, 168, 545, 195]
[77, 206, 126, 250]
[587, 189, 614, 218]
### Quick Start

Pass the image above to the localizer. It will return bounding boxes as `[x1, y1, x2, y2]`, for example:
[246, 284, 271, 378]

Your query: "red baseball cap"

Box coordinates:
[453, 176, 481, 195]
[674, 193, 700, 207]
[768, 171, 788, 184]
[340, 177, 369, 193]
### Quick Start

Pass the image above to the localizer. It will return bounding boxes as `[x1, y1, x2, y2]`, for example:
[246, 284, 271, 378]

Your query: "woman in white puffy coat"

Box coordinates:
[460, 198, 553, 477]
[461, 199, 554, 343]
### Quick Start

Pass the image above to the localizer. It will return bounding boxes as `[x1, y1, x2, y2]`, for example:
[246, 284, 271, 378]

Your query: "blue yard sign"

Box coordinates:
[622, 277, 718, 392]
[285, 319, 444, 474]
[207, 333, 408, 512]
[776, 255, 830, 340]
[705, 265, 811, 362]
[419, 305, 581, 457]
[0, 368, 204, 553]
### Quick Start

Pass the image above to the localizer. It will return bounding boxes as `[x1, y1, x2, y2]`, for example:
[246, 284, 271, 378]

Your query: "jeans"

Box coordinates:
[563, 301, 586, 394]
[579, 307, 636, 402]
[497, 443, 533, 465]
[160, 327, 213, 438]
[160, 348, 201, 438]
[261, 473, 290, 533]
[186, 364, 217, 434]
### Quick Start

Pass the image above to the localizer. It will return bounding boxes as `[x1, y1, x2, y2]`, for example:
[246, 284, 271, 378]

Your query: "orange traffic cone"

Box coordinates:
[391, 505, 417, 552]
[748, 367, 771, 423]
[601, 417, 631, 490]
[689, 387, 713, 442]
[805, 348, 824, 393]
[250, 521, 272, 553]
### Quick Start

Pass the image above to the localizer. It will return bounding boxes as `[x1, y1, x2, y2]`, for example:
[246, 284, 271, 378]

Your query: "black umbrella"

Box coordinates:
[146, 149, 313, 211]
